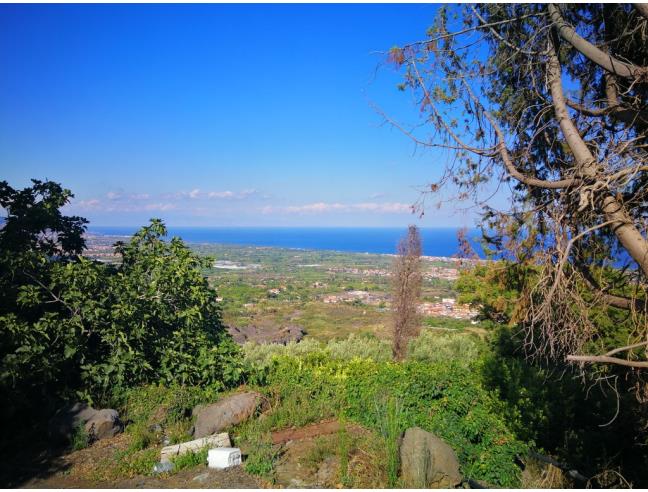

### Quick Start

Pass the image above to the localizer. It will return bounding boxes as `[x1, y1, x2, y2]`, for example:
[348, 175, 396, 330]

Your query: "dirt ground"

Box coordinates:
[4, 418, 386, 489]
[22, 466, 263, 489]
[3, 432, 263, 489]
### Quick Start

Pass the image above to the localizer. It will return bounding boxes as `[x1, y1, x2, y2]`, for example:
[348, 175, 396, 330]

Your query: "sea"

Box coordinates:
[88, 226, 487, 258]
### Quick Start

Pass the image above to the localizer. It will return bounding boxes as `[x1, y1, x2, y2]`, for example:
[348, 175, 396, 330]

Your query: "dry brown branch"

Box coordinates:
[391, 225, 422, 361]
[566, 354, 648, 368]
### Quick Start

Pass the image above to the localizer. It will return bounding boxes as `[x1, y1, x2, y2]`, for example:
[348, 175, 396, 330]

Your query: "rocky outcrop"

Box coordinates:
[399, 427, 462, 488]
[193, 391, 264, 438]
[85, 409, 122, 440]
[227, 324, 305, 345]
[48, 402, 122, 442]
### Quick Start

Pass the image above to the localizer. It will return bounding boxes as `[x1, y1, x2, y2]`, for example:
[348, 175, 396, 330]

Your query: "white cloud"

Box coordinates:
[238, 189, 257, 198]
[68, 187, 259, 215]
[262, 202, 412, 215]
[354, 202, 411, 213]
[144, 203, 176, 211]
[129, 193, 150, 200]
[180, 189, 258, 200]
[286, 202, 346, 213]
[207, 190, 235, 199]
[76, 199, 101, 209]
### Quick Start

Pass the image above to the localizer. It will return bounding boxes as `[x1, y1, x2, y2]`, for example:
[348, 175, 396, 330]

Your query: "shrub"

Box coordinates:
[407, 329, 484, 367]
[261, 353, 526, 487]
[1, 185, 245, 419]
[326, 333, 391, 362]
[242, 333, 392, 384]
[242, 338, 322, 371]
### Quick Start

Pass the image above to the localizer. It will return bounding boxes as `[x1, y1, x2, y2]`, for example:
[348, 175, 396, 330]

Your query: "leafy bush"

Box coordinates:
[242, 338, 323, 371]
[242, 333, 392, 383]
[0, 180, 244, 425]
[326, 333, 391, 362]
[407, 329, 484, 367]
[456, 262, 531, 325]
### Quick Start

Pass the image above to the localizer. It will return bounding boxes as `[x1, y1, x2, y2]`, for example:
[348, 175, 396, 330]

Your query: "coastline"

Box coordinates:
[85, 226, 486, 259]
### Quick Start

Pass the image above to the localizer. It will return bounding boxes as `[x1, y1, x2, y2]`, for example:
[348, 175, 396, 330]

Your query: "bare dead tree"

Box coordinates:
[392, 225, 423, 361]
[378, 4, 648, 373]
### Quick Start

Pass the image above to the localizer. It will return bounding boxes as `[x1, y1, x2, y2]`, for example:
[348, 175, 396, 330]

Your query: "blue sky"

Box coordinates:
[0, 3, 500, 227]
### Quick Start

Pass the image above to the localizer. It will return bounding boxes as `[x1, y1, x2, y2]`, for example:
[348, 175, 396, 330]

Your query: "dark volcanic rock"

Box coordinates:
[48, 403, 122, 442]
[48, 402, 98, 442]
[227, 324, 305, 345]
[85, 408, 122, 440]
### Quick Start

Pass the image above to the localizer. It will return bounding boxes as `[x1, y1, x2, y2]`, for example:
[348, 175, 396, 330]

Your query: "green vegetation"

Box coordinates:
[70, 423, 91, 451]
[171, 447, 208, 471]
[0, 180, 243, 434]
[408, 329, 483, 366]
[424, 315, 478, 330]
[4, 178, 647, 488]
[375, 397, 403, 488]
[112, 448, 159, 479]
[237, 345, 526, 487]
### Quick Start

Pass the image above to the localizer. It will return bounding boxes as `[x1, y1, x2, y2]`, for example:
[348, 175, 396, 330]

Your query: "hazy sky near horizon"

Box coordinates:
[1, 4, 506, 227]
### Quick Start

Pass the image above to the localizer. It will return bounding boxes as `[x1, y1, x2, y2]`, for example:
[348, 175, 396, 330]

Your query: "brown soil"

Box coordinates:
[274, 435, 341, 488]
[271, 419, 388, 489]
[5, 419, 383, 489]
[6, 432, 263, 489]
[270, 419, 363, 445]
[23, 466, 263, 489]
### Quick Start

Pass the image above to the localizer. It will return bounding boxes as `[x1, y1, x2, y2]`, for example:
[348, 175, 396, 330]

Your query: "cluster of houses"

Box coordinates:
[416, 298, 479, 320]
[325, 265, 461, 282]
[82, 236, 120, 263]
[423, 268, 459, 281]
[321, 290, 388, 306]
[326, 266, 391, 277]
[321, 290, 478, 320]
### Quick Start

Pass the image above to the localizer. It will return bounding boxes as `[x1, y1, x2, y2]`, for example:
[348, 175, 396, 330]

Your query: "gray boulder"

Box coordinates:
[193, 391, 263, 438]
[399, 427, 462, 488]
[84, 408, 122, 440]
[48, 402, 98, 441]
[48, 403, 122, 443]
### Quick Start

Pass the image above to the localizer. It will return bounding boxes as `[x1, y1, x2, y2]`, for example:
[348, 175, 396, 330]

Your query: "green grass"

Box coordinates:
[171, 448, 208, 471]
[300, 436, 337, 471]
[71, 423, 90, 451]
[374, 397, 403, 488]
[337, 417, 352, 487]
